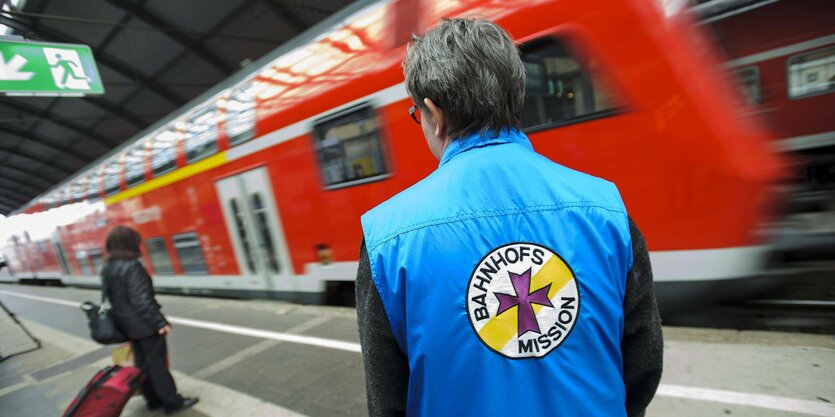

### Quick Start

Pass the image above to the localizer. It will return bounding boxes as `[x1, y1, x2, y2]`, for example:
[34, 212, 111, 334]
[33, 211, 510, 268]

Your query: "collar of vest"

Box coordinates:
[439, 128, 532, 167]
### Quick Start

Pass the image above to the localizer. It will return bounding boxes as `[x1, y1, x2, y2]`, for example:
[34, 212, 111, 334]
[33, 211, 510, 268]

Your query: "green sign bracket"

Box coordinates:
[0, 37, 104, 96]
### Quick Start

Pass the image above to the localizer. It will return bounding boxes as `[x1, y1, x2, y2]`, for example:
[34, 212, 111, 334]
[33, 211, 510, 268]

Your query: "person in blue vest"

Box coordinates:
[357, 17, 663, 417]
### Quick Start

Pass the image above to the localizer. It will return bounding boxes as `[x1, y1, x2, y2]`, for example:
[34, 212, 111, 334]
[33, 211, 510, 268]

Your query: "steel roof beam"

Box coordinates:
[81, 0, 260, 137]
[0, 194, 28, 209]
[0, 194, 25, 204]
[0, 185, 38, 205]
[0, 124, 90, 166]
[0, 151, 74, 182]
[0, 149, 75, 180]
[0, 176, 42, 197]
[0, 204, 19, 216]
[98, 0, 146, 52]
[0, 100, 120, 148]
[102, 0, 236, 76]
[0, 201, 27, 215]
[0, 173, 52, 203]
[0, 14, 187, 107]
[0, 184, 37, 202]
[263, 0, 309, 33]
[0, 195, 34, 211]
[84, 97, 147, 129]
[0, 162, 64, 185]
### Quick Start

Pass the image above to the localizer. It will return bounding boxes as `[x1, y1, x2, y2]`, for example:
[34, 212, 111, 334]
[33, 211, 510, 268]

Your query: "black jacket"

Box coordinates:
[356, 218, 663, 417]
[102, 259, 168, 340]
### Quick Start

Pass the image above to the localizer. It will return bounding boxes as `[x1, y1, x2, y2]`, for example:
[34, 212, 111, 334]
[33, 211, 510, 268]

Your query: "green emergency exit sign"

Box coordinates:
[0, 38, 104, 96]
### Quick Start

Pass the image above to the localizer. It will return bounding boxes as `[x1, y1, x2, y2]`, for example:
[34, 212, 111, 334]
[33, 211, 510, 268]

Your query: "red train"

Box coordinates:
[0, 0, 786, 310]
[702, 0, 835, 260]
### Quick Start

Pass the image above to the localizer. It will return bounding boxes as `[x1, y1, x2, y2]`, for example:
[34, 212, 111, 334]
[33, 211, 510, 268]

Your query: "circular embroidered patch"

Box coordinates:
[466, 242, 580, 359]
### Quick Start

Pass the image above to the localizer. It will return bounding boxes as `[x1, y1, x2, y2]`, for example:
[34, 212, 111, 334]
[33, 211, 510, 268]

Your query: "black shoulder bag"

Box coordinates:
[81, 266, 128, 344]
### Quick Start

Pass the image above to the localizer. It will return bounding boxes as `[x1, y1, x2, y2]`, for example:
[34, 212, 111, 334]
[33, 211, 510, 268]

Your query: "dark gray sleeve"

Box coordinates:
[356, 240, 409, 417]
[127, 263, 169, 330]
[622, 218, 664, 417]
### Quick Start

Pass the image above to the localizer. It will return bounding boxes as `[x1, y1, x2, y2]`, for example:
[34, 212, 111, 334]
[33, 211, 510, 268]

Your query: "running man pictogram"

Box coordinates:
[51, 53, 88, 85]
[43, 48, 91, 90]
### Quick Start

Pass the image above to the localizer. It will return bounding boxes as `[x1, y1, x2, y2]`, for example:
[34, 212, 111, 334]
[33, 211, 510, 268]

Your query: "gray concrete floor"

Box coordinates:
[0, 284, 833, 417]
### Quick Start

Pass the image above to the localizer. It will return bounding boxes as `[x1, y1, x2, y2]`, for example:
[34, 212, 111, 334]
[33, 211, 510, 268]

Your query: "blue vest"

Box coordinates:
[361, 129, 633, 417]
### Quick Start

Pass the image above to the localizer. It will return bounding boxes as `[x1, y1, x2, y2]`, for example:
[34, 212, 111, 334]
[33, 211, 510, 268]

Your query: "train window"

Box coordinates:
[39, 196, 54, 210]
[250, 193, 280, 273]
[124, 145, 147, 187]
[312, 105, 389, 188]
[229, 198, 256, 274]
[184, 106, 219, 163]
[88, 248, 104, 274]
[103, 160, 121, 197]
[151, 130, 178, 176]
[225, 81, 256, 146]
[75, 250, 92, 275]
[45, 196, 55, 210]
[735, 66, 761, 105]
[58, 189, 71, 207]
[520, 38, 618, 132]
[145, 237, 174, 275]
[70, 180, 87, 203]
[788, 47, 835, 99]
[87, 173, 103, 201]
[172, 232, 208, 275]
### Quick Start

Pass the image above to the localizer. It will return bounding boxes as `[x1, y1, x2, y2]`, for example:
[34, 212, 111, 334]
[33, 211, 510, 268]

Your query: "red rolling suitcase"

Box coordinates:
[62, 365, 143, 417]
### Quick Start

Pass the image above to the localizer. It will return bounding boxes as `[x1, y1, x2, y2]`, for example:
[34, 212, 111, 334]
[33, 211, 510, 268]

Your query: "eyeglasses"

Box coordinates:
[408, 105, 421, 125]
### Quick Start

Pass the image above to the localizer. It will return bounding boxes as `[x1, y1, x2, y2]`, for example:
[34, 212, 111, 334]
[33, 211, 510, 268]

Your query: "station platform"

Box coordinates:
[1, 284, 833, 417]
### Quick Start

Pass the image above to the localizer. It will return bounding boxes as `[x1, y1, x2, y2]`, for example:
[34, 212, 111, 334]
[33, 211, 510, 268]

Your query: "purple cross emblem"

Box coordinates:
[494, 268, 554, 336]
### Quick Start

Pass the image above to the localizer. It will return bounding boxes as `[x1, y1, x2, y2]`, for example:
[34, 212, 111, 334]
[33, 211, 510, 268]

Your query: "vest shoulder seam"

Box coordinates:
[366, 202, 627, 253]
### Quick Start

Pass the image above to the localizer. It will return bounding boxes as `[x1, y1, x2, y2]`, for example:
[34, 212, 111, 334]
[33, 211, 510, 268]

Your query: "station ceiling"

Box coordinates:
[0, 0, 354, 215]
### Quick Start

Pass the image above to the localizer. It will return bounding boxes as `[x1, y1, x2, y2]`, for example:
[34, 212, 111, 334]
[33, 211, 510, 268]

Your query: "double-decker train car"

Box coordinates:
[702, 0, 835, 259]
[0, 0, 784, 310]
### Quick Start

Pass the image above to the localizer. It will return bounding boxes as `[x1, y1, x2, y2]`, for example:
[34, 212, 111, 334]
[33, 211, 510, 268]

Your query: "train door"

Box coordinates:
[215, 167, 291, 291]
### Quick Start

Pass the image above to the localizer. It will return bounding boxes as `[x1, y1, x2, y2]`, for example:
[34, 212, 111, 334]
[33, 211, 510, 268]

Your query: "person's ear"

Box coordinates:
[424, 98, 446, 138]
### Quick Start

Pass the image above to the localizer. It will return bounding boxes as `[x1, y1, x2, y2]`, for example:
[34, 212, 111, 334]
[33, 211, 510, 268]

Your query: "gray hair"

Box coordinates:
[403, 17, 525, 139]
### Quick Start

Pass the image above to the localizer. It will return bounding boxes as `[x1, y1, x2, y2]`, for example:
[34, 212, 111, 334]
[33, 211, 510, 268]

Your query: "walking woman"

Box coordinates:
[102, 226, 198, 414]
